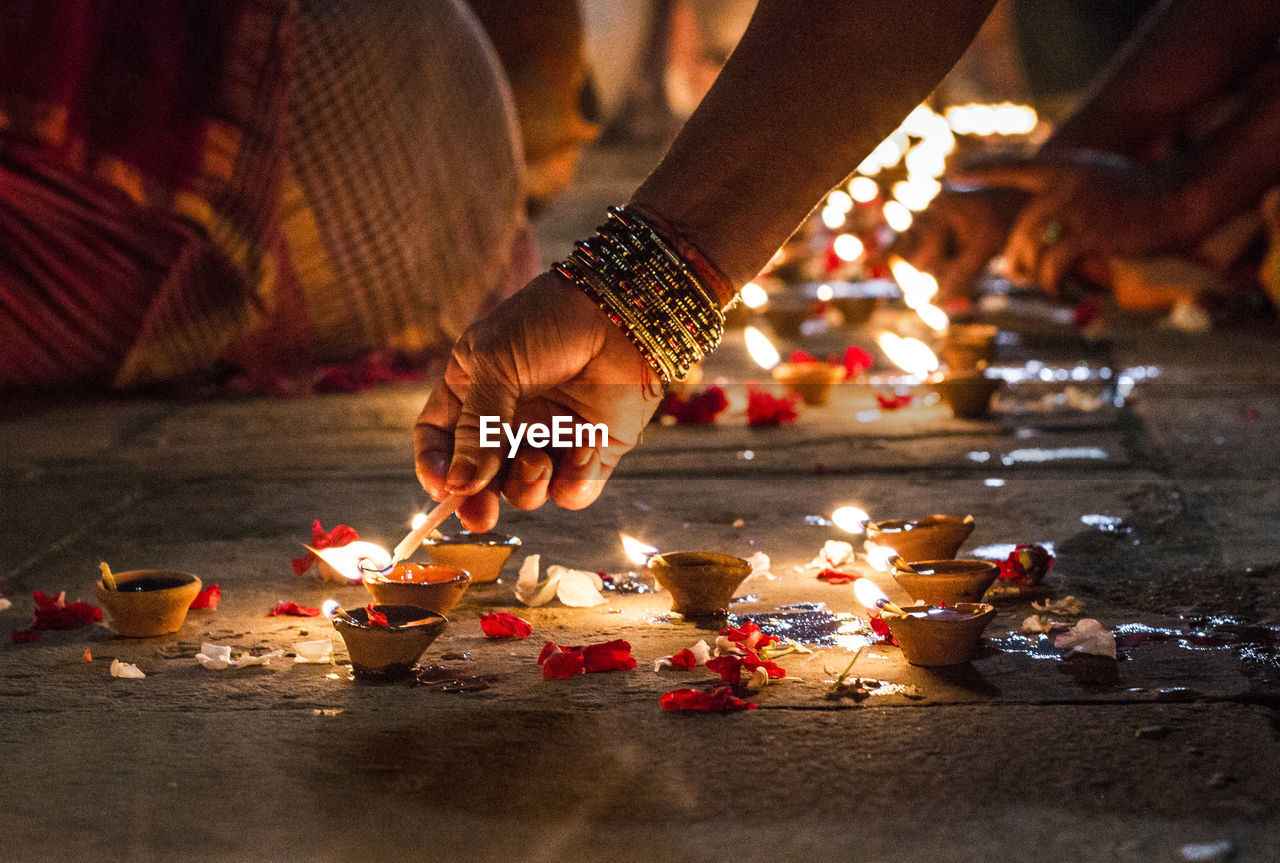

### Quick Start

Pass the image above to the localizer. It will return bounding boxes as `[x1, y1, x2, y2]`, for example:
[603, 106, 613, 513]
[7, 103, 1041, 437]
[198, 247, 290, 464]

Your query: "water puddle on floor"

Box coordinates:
[729, 602, 872, 650]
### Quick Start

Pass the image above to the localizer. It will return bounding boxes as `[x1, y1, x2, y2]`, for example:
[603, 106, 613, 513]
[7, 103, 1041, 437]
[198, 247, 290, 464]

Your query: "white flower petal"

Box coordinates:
[514, 554, 560, 607]
[689, 639, 713, 665]
[745, 551, 774, 580]
[293, 638, 334, 663]
[1053, 618, 1116, 658]
[552, 566, 607, 607]
[110, 659, 145, 679]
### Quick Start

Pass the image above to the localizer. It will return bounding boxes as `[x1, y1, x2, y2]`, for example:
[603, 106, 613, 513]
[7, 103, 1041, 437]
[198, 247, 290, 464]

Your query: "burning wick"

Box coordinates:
[620, 532, 660, 567]
[98, 562, 117, 591]
[832, 506, 870, 534]
[852, 578, 908, 617]
[321, 600, 357, 625]
[390, 494, 464, 566]
[744, 326, 781, 370]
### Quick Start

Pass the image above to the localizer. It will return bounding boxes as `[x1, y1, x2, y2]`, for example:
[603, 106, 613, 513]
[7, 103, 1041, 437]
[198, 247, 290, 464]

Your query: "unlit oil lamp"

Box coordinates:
[648, 551, 752, 617]
[865, 514, 975, 563]
[325, 600, 447, 679]
[422, 531, 521, 583]
[771, 359, 846, 406]
[942, 323, 1000, 371]
[854, 578, 996, 666]
[94, 563, 203, 637]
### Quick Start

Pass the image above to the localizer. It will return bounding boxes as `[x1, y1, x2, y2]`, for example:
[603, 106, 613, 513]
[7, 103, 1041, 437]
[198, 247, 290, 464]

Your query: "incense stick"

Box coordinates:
[390, 494, 463, 566]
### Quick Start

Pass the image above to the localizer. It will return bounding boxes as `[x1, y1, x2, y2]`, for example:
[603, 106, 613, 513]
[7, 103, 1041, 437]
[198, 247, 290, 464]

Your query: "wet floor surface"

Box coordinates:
[4, 148, 1280, 861]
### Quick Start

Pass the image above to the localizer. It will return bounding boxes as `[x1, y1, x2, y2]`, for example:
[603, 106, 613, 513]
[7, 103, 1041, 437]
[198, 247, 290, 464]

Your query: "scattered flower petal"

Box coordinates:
[269, 601, 321, 617]
[540, 648, 586, 680]
[817, 568, 858, 584]
[998, 544, 1055, 585]
[293, 639, 334, 663]
[745, 551, 774, 580]
[869, 616, 898, 645]
[110, 659, 145, 679]
[82, 648, 93, 662]
[0, 597, 11, 612]
[1054, 619, 1116, 658]
[1031, 595, 1083, 616]
[551, 566, 606, 607]
[746, 387, 800, 426]
[189, 584, 222, 610]
[10, 629, 40, 643]
[1021, 614, 1053, 634]
[538, 639, 636, 678]
[660, 686, 757, 712]
[364, 605, 390, 628]
[706, 646, 785, 685]
[842, 345, 875, 378]
[514, 554, 558, 607]
[480, 612, 533, 639]
[719, 622, 776, 651]
[799, 540, 856, 572]
[196, 642, 285, 670]
[875, 391, 912, 410]
[661, 386, 730, 424]
[31, 590, 102, 630]
[291, 520, 361, 576]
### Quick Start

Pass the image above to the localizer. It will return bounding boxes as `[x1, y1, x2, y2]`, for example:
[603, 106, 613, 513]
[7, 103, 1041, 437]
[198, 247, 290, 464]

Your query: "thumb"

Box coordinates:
[445, 375, 518, 496]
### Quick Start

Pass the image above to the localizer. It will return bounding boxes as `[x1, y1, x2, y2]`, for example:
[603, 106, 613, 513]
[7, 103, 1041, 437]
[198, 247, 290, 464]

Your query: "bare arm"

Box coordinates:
[1046, 0, 1280, 156]
[632, 0, 997, 291]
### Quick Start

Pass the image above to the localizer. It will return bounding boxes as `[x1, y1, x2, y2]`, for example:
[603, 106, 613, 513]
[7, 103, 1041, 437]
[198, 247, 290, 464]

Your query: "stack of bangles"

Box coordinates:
[554, 206, 729, 383]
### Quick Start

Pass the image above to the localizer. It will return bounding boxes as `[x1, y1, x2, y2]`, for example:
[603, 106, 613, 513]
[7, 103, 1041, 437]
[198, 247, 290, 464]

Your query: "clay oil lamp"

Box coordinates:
[363, 563, 471, 615]
[327, 601, 447, 679]
[422, 531, 521, 583]
[94, 564, 202, 637]
[758, 293, 812, 339]
[942, 323, 999, 372]
[771, 351, 847, 406]
[854, 579, 995, 667]
[648, 551, 752, 618]
[801, 280, 881, 326]
[891, 557, 999, 605]
[865, 514, 975, 563]
[932, 370, 1003, 419]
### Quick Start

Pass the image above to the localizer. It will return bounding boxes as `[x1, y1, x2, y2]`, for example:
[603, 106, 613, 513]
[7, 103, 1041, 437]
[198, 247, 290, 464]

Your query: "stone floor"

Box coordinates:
[3, 145, 1280, 863]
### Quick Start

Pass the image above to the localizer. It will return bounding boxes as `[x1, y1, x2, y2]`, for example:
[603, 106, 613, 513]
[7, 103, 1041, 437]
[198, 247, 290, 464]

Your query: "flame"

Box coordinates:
[321, 599, 342, 619]
[310, 540, 392, 582]
[889, 257, 939, 309]
[915, 303, 950, 333]
[833, 234, 864, 262]
[848, 176, 879, 203]
[832, 506, 870, 533]
[739, 282, 768, 309]
[619, 532, 659, 566]
[882, 200, 913, 232]
[816, 283, 835, 302]
[410, 512, 427, 530]
[853, 577, 892, 611]
[826, 190, 853, 214]
[892, 177, 942, 212]
[864, 545, 899, 572]
[744, 326, 781, 370]
[820, 206, 846, 230]
[945, 102, 1038, 136]
[877, 332, 939, 378]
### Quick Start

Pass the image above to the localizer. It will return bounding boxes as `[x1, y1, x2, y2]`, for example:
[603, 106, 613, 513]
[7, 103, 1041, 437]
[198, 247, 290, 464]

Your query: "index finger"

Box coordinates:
[415, 378, 462, 500]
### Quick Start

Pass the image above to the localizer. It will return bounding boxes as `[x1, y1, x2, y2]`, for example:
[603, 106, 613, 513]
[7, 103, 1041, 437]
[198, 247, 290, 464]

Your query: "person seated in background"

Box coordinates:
[895, 0, 1280, 311]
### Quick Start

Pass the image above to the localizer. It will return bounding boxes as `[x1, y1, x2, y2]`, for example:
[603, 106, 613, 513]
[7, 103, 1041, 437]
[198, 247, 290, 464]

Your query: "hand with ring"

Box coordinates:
[953, 151, 1191, 295]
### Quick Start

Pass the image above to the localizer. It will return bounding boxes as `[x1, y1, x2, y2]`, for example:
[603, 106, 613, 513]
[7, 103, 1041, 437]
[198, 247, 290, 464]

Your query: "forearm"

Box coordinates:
[1175, 59, 1280, 244]
[1046, 0, 1280, 156]
[630, 0, 996, 296]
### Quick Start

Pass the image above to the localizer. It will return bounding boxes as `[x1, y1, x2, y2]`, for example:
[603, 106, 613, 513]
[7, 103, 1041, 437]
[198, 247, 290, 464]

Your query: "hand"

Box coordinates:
[415, 271, 664, 531]
[891, 185, 1026, 301]
[954, 152, 1189, 294]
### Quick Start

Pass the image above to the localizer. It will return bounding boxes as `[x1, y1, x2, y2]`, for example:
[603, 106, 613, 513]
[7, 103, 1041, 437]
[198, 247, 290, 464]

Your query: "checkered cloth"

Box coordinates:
[0, 0, 530, 390]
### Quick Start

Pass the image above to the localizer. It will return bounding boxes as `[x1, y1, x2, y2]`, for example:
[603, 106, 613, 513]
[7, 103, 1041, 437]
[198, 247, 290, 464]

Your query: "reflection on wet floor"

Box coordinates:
[730, 602, 874, 651]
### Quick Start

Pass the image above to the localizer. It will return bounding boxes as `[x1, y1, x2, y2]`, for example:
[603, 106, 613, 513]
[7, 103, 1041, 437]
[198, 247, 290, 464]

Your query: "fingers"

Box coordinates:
[457, 486, 501, 533]
[446, 368, 518, 497]
[951, 160, 1056, 194]
[501, 448, 554, 510]
[415, 381, 463, 500]
[549, 448, 618, 511]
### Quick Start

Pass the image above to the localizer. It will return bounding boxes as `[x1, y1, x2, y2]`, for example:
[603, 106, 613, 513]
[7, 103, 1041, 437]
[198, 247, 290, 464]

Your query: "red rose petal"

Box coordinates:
[364, 604, 390, 628]
[537, 641, 560, 665]
[480, 612, 533, 639]
[661, 386, 730, 425]
[875, 391, 913, 410]
[706, 654, 745, 685]
[719, 621, 777, 649]
[269, 600, 321, 617]
[842, 345, 875, 378]
[579, 639, 637, 672]
[292, 520, 361, 575]
[31, 590, 102, 630]
[660, 686, 757, 712]
[667, 648, 698, 669]
[189, 584, 222, 610]
[817, 568, 858, 584]
[541, 650, 586, 680]
[788, 350, 818, 364]
[82, 648, 93, 662]
[746, 388, 800, 427]
[869, 616, 898, 645]
[10, 630, 40, 643]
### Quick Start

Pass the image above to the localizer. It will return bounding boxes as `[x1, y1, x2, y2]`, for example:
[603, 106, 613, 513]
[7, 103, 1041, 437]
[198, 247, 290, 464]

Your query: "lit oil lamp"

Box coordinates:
[325, 600, 447, 679]
[771, 356, 846, 406]
[363, 563, 471, 615]
[890, 558, 999, 606]
[94, 563, 203, 637]
[865, 514, 975, 563]
[648, 551, 752, 618]
[854, 578, 996, 667]
[421, 531, 521, 583]
[941, 323, 999, 371]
